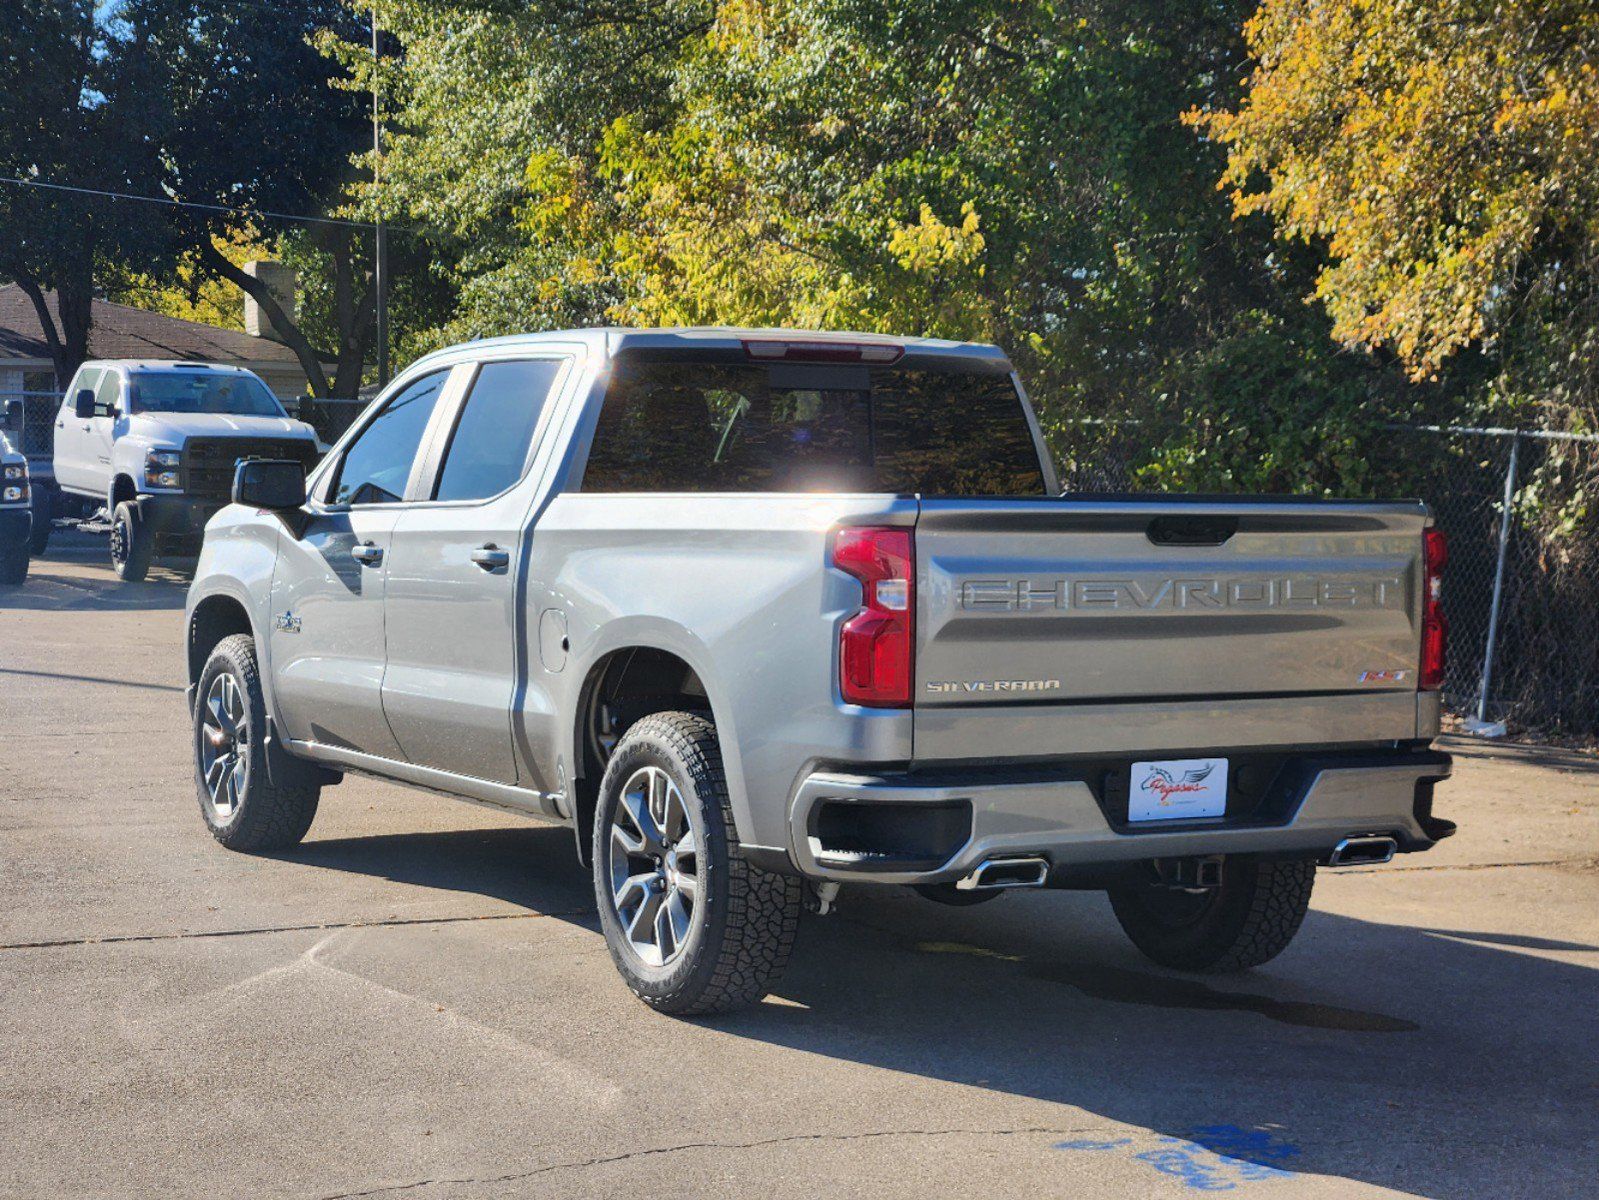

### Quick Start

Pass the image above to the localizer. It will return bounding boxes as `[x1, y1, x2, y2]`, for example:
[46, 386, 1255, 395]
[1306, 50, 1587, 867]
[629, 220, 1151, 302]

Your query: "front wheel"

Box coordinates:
[1108, 858, 1316, 973]
[593, 711, 802, 1015]
[110, 500, 153, 582]
[194, 634, 320, 852]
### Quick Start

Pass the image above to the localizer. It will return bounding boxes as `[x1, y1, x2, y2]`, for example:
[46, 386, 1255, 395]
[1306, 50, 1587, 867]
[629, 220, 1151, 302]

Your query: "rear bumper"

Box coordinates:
[787, 748, 1453, 885]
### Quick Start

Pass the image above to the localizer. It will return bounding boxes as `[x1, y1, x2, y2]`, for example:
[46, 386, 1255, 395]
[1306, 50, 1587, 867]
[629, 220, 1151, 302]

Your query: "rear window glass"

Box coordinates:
[580, 359, 1045, 495]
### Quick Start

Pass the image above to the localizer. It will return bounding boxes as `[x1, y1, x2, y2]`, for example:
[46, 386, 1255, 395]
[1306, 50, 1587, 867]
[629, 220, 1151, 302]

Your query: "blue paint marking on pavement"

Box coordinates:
[1054, 1125, 1299, 1191]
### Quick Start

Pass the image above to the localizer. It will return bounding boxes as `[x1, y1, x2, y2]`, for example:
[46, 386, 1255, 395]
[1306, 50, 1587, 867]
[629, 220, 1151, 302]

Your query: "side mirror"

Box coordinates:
[74, 389, 95, 419]
[1, 400, 20, 432]
[233, 459, 307, 510]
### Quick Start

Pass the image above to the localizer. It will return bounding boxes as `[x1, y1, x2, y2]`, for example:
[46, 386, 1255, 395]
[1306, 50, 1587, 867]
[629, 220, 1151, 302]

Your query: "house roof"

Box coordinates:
[0, 284, 311, 370]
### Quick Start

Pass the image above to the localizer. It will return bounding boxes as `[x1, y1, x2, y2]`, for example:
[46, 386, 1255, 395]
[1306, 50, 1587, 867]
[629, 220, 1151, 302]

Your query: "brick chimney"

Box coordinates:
[242, 261, 298, 342]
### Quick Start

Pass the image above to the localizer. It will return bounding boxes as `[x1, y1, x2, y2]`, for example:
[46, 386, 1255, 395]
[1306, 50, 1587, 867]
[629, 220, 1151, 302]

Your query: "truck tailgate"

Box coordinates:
[914, 498, 1430, 757]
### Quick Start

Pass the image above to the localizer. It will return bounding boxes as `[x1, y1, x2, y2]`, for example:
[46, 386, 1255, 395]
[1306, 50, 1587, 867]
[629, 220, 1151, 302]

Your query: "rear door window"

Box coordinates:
[329, 370, 450, 506]
[580, 358, 1045, 495]
[432, 359, 564, 502]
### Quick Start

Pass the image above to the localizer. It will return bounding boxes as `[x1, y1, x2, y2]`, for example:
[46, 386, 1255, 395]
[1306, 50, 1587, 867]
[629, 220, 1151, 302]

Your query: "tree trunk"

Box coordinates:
[328, 238, 376, 399]
[197, 240, 333, 397]
[7, 267, 91, 386]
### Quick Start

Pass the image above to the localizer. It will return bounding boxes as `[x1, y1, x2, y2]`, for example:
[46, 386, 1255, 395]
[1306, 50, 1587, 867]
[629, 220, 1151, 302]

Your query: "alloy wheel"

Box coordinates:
[607, 765, 702, 967]
[200, 672, 250, 822]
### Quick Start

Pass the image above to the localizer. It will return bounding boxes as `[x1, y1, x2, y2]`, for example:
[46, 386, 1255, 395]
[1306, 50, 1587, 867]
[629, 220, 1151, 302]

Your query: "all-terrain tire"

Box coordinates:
[1108, 857, 1316, 973]
[593, 711, 802, 1015]
[194, 633, 320, 852]
[111, 500, 153, 582]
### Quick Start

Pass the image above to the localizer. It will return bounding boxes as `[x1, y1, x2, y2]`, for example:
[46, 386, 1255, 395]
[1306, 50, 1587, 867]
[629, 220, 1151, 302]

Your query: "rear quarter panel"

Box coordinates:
[530, 492, 917, 851]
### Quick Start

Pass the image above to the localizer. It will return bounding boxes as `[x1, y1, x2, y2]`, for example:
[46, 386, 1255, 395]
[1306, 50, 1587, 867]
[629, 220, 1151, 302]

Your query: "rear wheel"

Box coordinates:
[593, 711, 802, 1015]
[1108, 858, 1316, 972]
[110, 500, 152, 582]
[194, 633, 320, 852]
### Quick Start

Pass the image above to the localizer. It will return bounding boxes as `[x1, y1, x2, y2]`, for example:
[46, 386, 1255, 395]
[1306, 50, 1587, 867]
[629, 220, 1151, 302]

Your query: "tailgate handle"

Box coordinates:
[1147, 515, 1238, 547]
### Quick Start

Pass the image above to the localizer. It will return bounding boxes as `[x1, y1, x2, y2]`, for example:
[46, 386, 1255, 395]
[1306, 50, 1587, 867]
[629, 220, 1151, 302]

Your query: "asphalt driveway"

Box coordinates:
[3, 533, 1596, 1199]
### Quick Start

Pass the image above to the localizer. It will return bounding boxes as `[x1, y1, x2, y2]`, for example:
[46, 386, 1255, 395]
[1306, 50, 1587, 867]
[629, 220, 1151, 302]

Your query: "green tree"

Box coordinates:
[0, 1, 168, 382]
[107, 0, 384, 396]
[1191, 0, 1599, 431]
[334, 0, 1421, 491]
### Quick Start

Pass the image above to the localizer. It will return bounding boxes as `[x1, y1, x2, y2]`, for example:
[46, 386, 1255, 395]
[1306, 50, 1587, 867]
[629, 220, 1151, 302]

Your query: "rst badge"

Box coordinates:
[1128, 758, 1229, 822]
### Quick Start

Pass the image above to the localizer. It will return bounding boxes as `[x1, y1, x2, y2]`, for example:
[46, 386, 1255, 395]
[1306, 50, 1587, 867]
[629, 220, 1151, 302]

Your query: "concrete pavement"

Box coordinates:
[3, 532, 1596, 1199]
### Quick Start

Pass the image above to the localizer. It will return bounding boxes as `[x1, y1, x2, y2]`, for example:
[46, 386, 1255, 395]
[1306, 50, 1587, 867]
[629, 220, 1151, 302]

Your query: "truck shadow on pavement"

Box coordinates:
[1, 538, 192, 611]
[291, 822, 1599, 1198]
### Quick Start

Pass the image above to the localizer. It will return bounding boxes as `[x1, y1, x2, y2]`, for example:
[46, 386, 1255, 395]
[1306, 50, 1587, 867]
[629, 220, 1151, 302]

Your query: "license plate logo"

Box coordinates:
[1129, 758, 1229, 822]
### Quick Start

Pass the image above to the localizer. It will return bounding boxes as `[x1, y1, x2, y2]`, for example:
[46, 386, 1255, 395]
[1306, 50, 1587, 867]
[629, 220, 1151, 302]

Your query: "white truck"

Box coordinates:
[52, 361, 320, 580]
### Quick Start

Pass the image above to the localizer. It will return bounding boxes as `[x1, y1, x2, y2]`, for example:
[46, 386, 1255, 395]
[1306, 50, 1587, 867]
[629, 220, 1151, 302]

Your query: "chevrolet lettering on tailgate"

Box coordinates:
[958, 575, 1406, 612]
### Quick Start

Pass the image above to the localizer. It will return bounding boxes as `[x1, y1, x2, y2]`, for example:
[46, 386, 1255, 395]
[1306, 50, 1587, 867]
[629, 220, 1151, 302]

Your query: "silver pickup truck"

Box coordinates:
[185, 328, 1454, 1014]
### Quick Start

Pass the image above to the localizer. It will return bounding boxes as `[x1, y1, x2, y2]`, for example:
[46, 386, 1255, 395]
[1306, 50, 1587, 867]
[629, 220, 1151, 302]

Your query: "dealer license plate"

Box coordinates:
[1128, 758, 1229, 823]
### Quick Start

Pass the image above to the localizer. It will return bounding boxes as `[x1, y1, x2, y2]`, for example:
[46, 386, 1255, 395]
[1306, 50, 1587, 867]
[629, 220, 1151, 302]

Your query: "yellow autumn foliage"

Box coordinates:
[1191, 0, 1599, 385]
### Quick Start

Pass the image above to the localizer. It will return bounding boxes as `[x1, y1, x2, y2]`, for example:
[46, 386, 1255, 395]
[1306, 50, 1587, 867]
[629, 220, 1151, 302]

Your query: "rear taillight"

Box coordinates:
[833, 526, 914, 707]
[1421, 527, 1448, 690]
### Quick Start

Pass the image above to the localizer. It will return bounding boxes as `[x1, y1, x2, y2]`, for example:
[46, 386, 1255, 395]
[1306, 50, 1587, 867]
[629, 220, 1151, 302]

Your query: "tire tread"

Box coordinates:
[597, 711, 802, 1015]
[1110, 857, 1316, 973]
[196, 634, 319, 852]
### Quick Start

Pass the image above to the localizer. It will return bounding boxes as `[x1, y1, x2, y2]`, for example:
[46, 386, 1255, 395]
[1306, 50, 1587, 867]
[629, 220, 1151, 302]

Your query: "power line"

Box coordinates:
[0, 175, 383, 231]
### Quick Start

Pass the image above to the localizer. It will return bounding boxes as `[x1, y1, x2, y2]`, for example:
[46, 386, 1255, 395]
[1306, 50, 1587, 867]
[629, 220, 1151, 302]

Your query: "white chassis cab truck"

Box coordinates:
[52, 360, 319, 581]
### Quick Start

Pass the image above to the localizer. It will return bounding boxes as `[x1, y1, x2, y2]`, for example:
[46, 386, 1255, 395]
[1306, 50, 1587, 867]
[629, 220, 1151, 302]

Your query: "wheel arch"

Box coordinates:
[108, 472, 138, 510]
[187, 592, 259, 692]
[569, 643, 721, 868]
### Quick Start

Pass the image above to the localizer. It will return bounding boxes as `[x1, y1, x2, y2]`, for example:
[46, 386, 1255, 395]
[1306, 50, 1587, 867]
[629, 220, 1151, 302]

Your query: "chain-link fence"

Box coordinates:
[2, 390, 64, 461]
[1054, 418, 1599, 739]
[1390, 426, 1599, 736]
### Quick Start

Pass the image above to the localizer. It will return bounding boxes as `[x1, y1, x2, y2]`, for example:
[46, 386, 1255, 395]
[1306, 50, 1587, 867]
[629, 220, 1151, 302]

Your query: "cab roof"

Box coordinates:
[79, 360, 265, 376]
[410, 326, 1010, 369]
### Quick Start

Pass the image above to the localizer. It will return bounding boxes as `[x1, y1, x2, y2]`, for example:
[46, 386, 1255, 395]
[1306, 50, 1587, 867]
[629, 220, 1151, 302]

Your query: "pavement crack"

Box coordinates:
[0, 908, 592, 951]
[317, 1125, 1112, 1198]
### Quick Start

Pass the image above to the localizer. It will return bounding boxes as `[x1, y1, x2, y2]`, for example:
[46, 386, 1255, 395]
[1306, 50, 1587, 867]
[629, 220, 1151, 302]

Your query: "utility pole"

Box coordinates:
[372, 5, 390, 389]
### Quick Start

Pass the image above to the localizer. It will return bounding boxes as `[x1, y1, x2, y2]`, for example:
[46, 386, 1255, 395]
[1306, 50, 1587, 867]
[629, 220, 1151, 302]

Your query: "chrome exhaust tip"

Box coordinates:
[1326, 835, 1399, 867]
[956, 855, 1050, 891]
